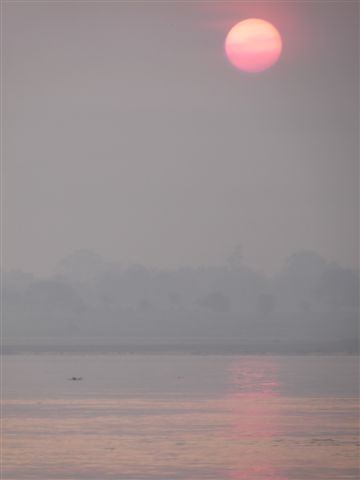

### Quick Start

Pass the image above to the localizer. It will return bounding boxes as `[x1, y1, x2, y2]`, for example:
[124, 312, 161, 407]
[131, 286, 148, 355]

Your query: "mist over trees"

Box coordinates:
[3, 250, 359, 349]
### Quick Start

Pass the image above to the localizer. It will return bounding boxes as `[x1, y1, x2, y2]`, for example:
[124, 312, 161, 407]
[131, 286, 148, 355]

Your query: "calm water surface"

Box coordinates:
[3, 355, 359, 479]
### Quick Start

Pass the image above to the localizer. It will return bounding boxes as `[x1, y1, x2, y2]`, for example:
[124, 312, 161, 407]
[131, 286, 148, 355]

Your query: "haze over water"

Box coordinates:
[3, 353, 359, 479]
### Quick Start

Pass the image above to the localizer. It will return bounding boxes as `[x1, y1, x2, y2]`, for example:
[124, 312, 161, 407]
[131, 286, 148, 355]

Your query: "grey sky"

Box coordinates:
[4, 1, 358, 275]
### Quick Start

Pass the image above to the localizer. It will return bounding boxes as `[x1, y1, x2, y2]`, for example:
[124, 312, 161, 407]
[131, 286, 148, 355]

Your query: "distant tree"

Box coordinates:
[56, 250, 106, 281]
[199, 291, 231, 313]
[283, 251, 327, 280]
[257, 293, 276, 316]
[316, 267, 359, 308]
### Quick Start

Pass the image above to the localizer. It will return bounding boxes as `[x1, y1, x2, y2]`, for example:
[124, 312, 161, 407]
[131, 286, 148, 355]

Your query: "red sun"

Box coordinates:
[225, 19, 282, 73]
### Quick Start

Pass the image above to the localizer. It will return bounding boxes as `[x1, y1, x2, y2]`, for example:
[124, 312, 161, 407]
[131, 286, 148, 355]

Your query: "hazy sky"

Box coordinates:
[4, 1, 358, 275]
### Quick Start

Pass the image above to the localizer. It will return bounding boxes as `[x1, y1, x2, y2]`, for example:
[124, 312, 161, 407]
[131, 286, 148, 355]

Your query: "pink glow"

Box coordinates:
[227, 359, 282, 439]
[225, 19, 282, 72]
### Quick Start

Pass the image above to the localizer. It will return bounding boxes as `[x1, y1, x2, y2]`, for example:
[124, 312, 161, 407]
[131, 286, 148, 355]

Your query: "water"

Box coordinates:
[2, 354, 359, 479]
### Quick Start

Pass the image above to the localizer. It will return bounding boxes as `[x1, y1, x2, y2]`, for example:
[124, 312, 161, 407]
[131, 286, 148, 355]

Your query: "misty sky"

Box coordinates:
[4, 1, 358, 275]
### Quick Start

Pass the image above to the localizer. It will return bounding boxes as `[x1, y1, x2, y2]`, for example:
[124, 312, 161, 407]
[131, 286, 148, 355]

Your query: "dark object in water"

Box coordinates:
[68, 377, 83, 381]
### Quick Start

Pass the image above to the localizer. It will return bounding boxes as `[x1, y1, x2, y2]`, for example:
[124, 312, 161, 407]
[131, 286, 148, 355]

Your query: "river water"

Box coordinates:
[3, 354, 359, 479]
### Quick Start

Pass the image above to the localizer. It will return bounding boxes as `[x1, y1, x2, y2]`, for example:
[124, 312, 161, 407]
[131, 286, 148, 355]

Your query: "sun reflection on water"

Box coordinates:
[225, 358, 288, 479]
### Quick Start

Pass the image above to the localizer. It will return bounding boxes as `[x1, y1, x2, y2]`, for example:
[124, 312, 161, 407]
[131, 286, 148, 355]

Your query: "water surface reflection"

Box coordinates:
[3, 355, 359, 479]
[225, 358, 288, 479]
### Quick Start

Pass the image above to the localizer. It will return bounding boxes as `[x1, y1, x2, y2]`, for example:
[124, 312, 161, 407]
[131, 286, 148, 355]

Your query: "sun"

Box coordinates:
[225, 19, 282, 73]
